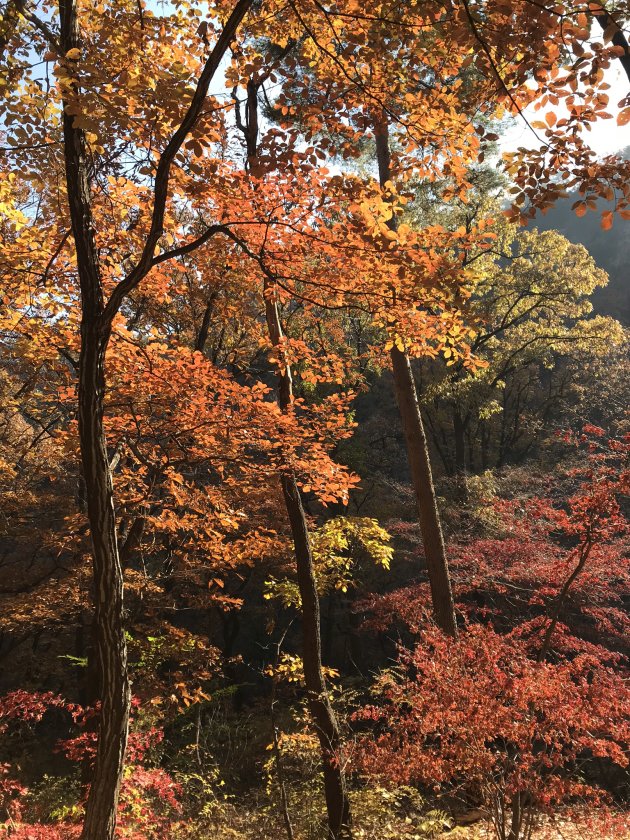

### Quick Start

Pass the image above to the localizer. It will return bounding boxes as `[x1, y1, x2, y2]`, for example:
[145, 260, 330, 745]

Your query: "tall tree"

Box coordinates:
[234, 71, 352, 839]
[373, 114, 458, 637]
[5, 0, 255, 835]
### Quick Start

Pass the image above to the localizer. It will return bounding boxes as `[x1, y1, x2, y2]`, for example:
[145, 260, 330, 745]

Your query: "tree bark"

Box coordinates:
[59, 3, 130, 838]
[264, 266, 352, 837]
[239, 75, 352, 838]
[265, 284, 352, 838]
[373, 114, 458, 637]
[453, 406, 470, 502]
[590, 1, 630, 82]
[57, 2, 254, 835]
[453, 407, 466, 477]
[280, 471, 352, 840]
[389, 347, 458, 636]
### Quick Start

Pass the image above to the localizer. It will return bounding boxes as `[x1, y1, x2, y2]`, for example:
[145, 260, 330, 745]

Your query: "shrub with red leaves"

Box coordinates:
[0, 692, 181, 839]
[354, 623, 630, 840]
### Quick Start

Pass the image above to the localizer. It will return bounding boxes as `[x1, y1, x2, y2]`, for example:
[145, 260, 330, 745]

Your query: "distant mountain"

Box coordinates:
[529, 151, 630, 325]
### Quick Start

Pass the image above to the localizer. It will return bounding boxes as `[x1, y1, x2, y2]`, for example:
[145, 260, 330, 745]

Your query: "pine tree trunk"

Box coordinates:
[374, 114, 457, 637]
[60, 3, 131, 837]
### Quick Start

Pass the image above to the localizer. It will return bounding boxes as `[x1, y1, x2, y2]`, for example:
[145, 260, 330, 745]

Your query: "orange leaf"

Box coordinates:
[617, 108, 630, 127]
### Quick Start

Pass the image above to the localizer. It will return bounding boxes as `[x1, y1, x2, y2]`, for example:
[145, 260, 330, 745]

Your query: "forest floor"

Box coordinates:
[447, 818, 630, 839]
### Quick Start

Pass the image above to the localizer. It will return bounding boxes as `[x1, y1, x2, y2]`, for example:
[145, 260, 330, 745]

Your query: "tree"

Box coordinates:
[357, 431, 630, 840]
[418, 222, 624, 474]
[1, 1, 256, 834]
[373, 115, 458, 637]
[2, 1, 630, 836]
[230, 67, 355, 838]
[356, 622, 630, 840]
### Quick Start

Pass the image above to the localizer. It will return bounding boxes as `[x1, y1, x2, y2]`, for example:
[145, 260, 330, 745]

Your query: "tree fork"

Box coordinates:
[57, 0, 255, 834]
[59, 1, 130, 837]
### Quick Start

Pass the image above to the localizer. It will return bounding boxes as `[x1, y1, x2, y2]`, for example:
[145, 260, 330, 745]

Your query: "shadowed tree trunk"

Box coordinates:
[374, 113, 458, 638]
[453, 406, 470, 501]
[60, 3, 131, 837]
[55, 1, 256, 835]
[238, 72, 352, 839]
[263, 272, 352, 836]
[590, 1, 630, 82]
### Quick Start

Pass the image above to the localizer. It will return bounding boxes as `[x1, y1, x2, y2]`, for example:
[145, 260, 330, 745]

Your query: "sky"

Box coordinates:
[500, 65, 629, 158]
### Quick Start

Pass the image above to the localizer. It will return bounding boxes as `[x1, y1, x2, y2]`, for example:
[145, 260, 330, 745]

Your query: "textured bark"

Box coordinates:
[279, 471, 352, 839]
[194, 290, 220, 353]
[59, 3, 130, 837]
[374, 114, 458, 637]
[265, 275, 351, 838]
[58, 2, 254, 835]
[389, 347, 458, 637]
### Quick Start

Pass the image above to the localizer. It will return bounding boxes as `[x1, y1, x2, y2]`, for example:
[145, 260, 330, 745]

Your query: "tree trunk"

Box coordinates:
[590, 2, 630, 82]
[77, 337, 130, 840]
[507, 792, 523, 840]
[241, 76, 352, 838]
[60, 3, 131, 837]
[389, 348, 458, 636]
[374, 114, 457, 637]
[75, 188, 131, 840]
[264, 283, 351, 838]
[453, 406, 469, 502]
[453, 407, 466, 476]
[280, 472, 352, 839]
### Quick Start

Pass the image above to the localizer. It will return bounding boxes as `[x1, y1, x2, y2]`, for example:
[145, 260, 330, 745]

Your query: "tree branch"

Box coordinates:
[102, 0, 254, 324]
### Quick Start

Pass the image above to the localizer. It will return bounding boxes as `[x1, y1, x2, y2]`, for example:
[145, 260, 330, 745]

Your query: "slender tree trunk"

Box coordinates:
[264, 282, 351, 838]
[537, 537, 593, 662]
[270, 630, 296, 840]
[453, 407, 466, 476]
[266, 286, 352, 837]
[280, 471, 352, 839]
[239, 76, 351, 838]
[389, 348, 458, 636]
[453, 407, 469, 502]
[507, 792, 523, 840]
[374, 114, 457, 637]
[194, 289, 220, 353]
[60, 3, 130, 837]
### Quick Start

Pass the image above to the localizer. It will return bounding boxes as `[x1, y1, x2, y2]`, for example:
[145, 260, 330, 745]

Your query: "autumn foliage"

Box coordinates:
[1, 0, 629, 838]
